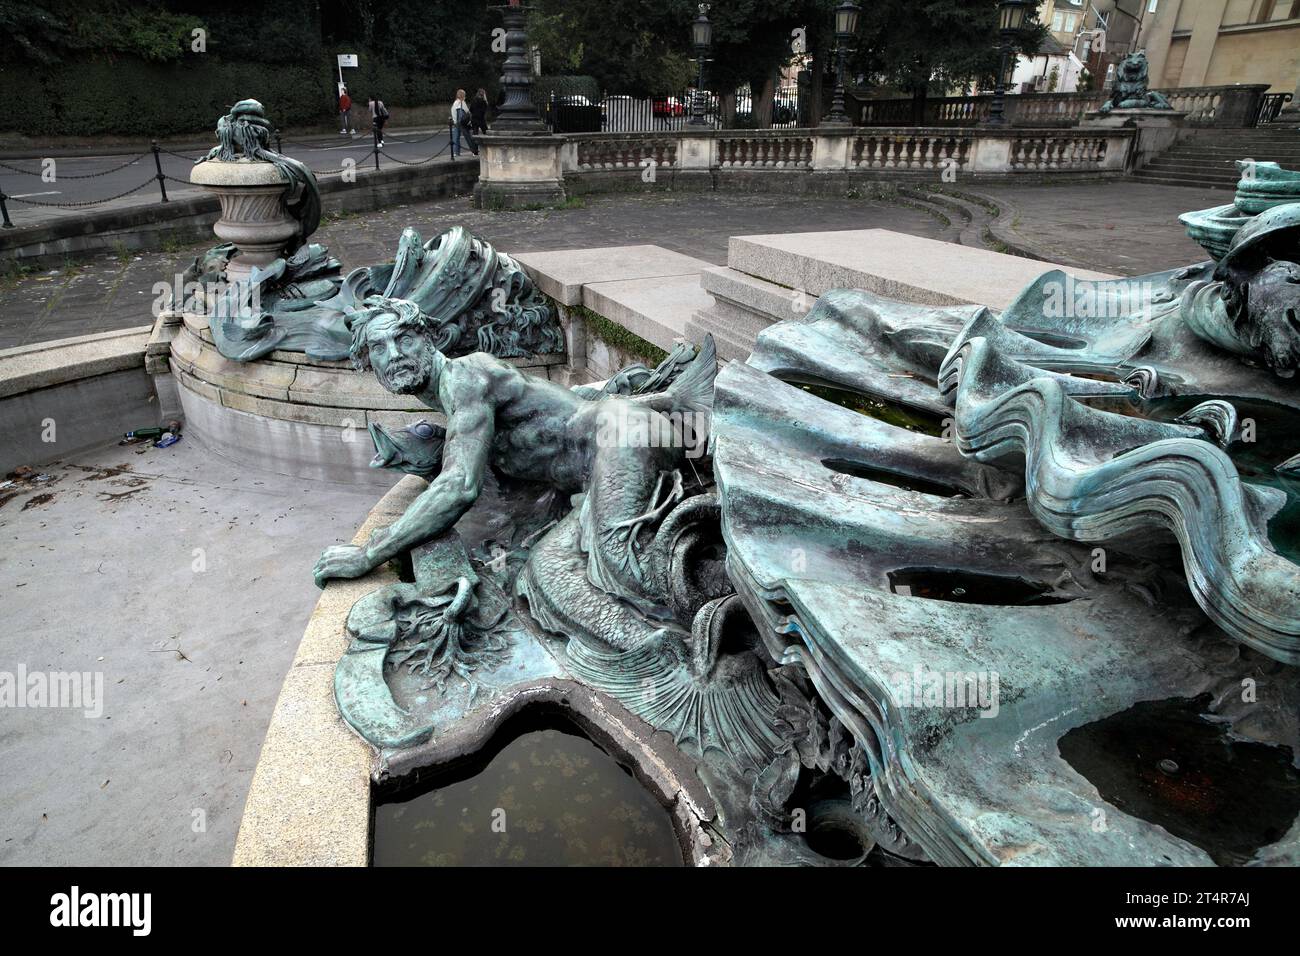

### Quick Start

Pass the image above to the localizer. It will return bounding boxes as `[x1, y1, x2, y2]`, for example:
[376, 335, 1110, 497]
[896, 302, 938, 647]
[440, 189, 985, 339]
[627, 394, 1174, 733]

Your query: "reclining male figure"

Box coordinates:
[314, 296, 715, 614]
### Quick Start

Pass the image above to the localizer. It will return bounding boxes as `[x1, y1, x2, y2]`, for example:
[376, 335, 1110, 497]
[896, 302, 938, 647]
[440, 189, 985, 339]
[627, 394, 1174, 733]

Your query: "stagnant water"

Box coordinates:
[372, 717, 683, 867]
[792, 381, 948, 436]
[1058, 695, 1300, 866]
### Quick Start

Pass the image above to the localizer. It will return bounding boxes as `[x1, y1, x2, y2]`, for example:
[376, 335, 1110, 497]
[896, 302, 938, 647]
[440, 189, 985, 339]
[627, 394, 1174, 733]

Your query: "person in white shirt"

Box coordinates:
[450, 89, 477, 158]
[368, 95, 388, 148]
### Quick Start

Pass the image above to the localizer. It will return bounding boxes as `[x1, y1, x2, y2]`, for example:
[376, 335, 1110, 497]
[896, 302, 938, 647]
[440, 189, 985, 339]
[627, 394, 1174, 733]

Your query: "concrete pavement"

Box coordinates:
[0, 181, 1223, 352]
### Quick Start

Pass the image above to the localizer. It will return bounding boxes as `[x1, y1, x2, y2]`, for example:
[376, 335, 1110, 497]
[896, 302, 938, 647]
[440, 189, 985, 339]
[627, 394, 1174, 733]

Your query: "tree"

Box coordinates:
[846, 0, 1048, 123]
[528, 0, 696, 97]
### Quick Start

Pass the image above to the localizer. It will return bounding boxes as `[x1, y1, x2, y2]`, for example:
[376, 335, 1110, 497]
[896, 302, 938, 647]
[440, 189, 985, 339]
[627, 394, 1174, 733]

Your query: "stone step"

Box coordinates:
[726, 228, 1114, 312]
[695, 298, 782, 343]
[701, 265, 798, 324]
[581, 272, 714, 353]
[684, 313, 763, 364]
[1158, 149, 1300, 161]
[1130, 172, 1235, 189]
[513, 245, 714, 306]
[1140, 161, 1241, 176]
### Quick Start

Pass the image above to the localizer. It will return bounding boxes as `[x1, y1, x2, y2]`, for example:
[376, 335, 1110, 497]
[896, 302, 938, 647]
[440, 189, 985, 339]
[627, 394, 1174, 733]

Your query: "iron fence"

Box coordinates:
[539, 89, 804, 134]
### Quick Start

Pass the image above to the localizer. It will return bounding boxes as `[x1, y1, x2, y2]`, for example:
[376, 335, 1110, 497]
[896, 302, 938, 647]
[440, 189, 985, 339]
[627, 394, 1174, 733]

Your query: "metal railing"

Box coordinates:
[1258, 92, 1294, 126]
[540, 89, 804, 134]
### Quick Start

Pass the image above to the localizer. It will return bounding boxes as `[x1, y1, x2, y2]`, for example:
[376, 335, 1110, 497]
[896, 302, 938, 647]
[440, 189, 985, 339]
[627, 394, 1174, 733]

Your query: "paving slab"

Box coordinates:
[514, 245, 714, 305]
[728, 229, 1115, 311]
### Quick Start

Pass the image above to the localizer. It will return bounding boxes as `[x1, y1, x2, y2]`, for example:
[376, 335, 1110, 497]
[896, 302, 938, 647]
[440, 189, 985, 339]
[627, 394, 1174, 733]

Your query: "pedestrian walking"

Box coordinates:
[451, 89, 477, 158]
[369, 94, 389, 148]
[338, 86, 354, 134]
[470, 88, 490, 135]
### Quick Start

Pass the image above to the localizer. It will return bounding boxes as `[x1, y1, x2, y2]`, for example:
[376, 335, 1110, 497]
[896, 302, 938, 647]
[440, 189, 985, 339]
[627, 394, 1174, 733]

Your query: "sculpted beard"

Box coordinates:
[379, 342, 435, 393]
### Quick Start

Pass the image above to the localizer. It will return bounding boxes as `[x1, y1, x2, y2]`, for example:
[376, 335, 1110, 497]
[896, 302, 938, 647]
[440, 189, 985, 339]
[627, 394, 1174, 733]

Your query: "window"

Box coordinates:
[1052, 12, 1064, 31]
[1064, 13, 1078, 31]
[1253, 0, 1296, 20]
[1148, 0, 1159, 12]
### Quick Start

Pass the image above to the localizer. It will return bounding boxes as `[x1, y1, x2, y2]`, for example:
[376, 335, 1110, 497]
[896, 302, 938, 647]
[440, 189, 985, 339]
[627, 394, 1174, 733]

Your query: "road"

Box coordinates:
[0, 128, 458, 228]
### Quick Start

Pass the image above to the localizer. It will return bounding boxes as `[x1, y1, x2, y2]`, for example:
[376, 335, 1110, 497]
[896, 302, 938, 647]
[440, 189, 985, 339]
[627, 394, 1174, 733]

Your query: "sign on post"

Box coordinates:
[337, 53, 358, 91]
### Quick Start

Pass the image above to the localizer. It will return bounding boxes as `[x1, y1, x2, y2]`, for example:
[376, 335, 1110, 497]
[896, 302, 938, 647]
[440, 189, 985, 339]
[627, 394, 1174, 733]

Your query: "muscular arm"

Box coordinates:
[314, 366, 496, 587]
[364, 397, 493, 564]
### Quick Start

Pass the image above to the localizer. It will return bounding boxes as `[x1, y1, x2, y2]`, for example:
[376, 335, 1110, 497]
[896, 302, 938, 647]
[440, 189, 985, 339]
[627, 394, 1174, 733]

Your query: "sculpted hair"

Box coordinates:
[348, 297, 426, 372]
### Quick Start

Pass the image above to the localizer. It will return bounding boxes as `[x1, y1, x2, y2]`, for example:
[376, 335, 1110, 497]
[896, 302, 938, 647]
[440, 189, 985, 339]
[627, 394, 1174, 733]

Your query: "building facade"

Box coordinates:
[1139, 0, 1300, 93]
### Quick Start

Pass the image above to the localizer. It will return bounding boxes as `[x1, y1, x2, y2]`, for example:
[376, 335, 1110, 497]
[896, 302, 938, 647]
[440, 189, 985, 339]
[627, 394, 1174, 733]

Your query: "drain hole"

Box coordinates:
[807, 819, 868, 861]
[823, 458, 965, 497]
[888, 567, 1075, 606]
[1007, 327, 1088, 350]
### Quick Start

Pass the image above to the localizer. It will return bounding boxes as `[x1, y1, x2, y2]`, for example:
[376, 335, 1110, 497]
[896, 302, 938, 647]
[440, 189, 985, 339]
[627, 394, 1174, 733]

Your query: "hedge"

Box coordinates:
[1, 53, 483, 138]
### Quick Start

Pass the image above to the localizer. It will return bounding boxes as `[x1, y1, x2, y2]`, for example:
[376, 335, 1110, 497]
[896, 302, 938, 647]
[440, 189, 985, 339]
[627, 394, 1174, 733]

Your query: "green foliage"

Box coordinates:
[528, 0, 697, 96]
[1, 57, 332, 136]
[0, 0, 204, 63]
[849, 0, 1049, 97]
[576, 305, 669, 367]
[0, 0, 493, 136]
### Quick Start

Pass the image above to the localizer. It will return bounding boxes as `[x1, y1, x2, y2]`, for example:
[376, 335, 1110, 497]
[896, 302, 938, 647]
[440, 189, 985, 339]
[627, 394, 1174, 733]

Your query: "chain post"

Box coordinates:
[151, 141, 169, 202]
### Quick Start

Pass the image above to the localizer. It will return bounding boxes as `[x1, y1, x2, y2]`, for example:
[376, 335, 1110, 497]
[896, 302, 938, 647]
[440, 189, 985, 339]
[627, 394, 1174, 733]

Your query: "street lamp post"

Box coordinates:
[823, 1, 862, 127]
[491, 0, 547, 133]
[988, 0, 1030, 126]
[689, 5, 712, 127]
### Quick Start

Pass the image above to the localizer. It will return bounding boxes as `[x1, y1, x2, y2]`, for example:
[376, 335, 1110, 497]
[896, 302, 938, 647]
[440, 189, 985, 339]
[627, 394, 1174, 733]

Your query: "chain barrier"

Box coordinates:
[0, 151, 153, 179]
[0, 129, 457, 226]
[158, 146, 205, 163]
[4, 177, 158, 208]
[374, 140, 453, 166]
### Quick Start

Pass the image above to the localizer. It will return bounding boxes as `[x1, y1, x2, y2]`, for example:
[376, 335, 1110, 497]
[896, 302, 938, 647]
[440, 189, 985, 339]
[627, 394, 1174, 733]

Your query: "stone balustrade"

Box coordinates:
[558, 125, 1132, 189]
[716, 131, 815, 168]
[851, 84, 1272, 129]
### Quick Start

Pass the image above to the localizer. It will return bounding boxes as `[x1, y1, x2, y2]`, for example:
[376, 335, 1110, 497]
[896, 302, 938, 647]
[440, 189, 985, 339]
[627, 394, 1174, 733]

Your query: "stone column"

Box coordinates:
[474, 133, 567, 210]
[676, 132, 716, 190]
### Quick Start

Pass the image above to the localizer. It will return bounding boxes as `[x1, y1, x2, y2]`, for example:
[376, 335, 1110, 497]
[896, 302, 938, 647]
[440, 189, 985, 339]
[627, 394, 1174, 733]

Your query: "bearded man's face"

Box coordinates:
[367, 315, 435, 394]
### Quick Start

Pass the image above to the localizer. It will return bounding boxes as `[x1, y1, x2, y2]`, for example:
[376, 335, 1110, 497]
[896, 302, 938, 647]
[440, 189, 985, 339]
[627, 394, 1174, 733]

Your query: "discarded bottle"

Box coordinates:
[124, 427, 166, 440]
[155, 433, 182, 449]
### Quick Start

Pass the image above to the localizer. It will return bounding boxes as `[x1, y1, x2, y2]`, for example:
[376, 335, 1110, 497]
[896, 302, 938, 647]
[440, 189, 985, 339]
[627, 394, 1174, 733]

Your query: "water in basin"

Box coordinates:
[373, 715, 683, 867]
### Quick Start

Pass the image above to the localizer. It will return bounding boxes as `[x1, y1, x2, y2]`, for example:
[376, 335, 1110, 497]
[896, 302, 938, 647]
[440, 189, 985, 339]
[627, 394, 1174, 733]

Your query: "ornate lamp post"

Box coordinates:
[988, 0, 1030, 126]
[689, 5, 713, 126]
[476, 0, 566, 209]
[823, 1, 862, 127]
[491, 0, 547, 133]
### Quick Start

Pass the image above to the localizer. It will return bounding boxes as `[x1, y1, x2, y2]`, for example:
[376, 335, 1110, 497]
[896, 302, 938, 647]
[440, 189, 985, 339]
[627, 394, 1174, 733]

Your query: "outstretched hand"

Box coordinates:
[314, 544, 375, 588]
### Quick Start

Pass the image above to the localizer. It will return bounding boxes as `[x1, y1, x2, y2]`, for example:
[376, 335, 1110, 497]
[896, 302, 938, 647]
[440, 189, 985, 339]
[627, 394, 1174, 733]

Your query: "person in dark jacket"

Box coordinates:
[470, 88, 490, 135]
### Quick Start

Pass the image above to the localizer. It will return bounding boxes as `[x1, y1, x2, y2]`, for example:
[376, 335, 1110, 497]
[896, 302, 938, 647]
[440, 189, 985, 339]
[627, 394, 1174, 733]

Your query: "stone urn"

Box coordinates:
[190, 159, 298, 283]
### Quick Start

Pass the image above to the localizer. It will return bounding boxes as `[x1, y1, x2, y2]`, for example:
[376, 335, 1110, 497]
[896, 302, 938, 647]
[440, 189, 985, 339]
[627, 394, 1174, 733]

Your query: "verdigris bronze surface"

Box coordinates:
[1099, 52, 1173, 113]
[186, 105, 562, 364]
[318, 182, 1300, 867]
